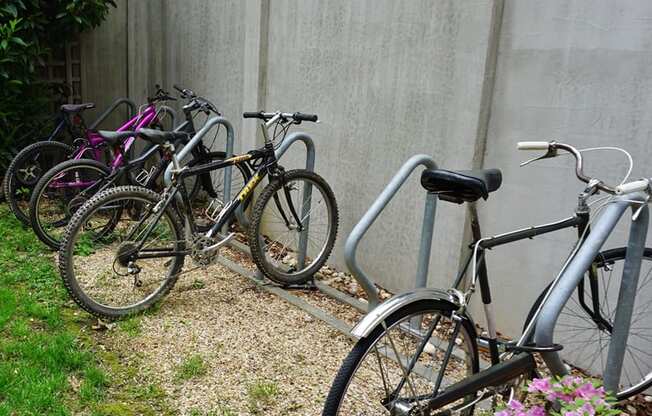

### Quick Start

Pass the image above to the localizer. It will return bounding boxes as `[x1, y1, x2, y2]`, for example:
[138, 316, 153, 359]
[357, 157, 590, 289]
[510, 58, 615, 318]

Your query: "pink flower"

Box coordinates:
[494, 410, 511, 416]
[528, 377, 553, 394]
[527, 406, 546, 416]
[576, 382, 601, 400]
[547, 391, 574, 403]
[508, 399, 524, 411]
[580, 402, 595, 416]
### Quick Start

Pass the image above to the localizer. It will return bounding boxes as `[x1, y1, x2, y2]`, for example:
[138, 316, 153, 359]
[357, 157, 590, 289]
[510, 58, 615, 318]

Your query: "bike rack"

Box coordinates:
[344, 154, 438, 309]
[88, 98, 136, 130]
[163, 116, 235, 215]
[157, 105, 178, 129]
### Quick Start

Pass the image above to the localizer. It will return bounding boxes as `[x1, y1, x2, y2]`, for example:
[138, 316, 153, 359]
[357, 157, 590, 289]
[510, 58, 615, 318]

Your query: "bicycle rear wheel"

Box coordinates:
[248, 169, 338, 285]
[59, 186, 185, 319]
[3, 141, 74, 224]
[322, 300, 479, 415]
[525, 247, 652, 399]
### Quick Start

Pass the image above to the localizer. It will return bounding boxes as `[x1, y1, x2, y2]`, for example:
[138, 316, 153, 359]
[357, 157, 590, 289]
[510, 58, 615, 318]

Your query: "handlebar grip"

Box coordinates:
[243, 111, 264, 119]
[293, 112, 318, 122]
[517, 141, 550, 151]
[615, 179, 650, 195]
[173, 84, 183, 93]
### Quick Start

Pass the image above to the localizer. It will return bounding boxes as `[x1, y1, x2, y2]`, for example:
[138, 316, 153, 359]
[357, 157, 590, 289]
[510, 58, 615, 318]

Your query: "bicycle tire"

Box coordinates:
[4, 141, 74, 224]
[322, 299, 479, 415]
[248, 169, 338, 285]
[524, 247, 652, 399]
[30, 158, 111, 250]
[59, 185, 185, 319]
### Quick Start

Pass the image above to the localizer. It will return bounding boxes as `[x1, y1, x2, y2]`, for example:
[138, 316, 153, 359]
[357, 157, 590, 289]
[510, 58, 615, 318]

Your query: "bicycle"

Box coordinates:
[57, 111, 339, 319]
[322, 142, 652, 415]
[2, 87, 175, 226]
[28, 85, 247, 250]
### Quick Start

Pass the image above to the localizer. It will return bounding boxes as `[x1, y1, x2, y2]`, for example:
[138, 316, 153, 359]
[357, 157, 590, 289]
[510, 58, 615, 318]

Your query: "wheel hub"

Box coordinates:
[17, 163, 42, 185]
[116, 241, 138, 267]
[67, 195, 88, 217]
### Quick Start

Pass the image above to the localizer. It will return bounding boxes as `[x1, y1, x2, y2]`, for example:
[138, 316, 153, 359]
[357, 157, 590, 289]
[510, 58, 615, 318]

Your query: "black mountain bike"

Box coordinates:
[29, 86, 247, 250]
[58, 111, 338, 319]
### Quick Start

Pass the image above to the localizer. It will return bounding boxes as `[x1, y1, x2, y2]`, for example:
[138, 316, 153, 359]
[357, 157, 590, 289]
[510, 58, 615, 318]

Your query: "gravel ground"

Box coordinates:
[109, 261, 355, 415]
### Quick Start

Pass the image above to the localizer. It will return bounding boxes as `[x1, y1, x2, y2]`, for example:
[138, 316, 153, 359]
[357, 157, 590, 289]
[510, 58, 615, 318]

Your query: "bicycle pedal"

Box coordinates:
[135, 166, 156, 185]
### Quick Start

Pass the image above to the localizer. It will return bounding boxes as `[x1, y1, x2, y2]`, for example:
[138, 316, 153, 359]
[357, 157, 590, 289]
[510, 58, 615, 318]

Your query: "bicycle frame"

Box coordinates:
[73, 104, 158, 163]
[128, 146, 287, 261]
[425, 194, 648, 410]
[49, 105, 159, 189]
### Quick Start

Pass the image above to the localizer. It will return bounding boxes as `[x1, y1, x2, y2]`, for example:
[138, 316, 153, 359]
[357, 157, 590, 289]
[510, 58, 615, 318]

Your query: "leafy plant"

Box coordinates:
[495, 375, 622, 416]
[0, 0, 116, 171]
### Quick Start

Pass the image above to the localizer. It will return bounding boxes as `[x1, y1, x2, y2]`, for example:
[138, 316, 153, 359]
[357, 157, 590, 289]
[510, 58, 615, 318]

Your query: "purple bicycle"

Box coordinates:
[3, 87, 173, 225]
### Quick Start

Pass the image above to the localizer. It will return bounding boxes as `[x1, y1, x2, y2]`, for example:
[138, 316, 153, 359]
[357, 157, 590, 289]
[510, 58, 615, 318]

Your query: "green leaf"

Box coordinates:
[2, 4, 18, 17]
[0, 40, 7, 50]
[10, 37, 27, 47]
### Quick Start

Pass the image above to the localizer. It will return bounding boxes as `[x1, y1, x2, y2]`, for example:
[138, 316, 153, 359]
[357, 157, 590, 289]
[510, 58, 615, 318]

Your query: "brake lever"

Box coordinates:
[520, 147, 558, 167]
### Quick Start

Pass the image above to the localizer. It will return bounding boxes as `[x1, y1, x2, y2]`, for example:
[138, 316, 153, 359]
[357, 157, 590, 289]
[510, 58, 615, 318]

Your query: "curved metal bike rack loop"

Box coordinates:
[164, 116, 235, 212]
[344, 154, 438, 310]
[157, 105, 177, 129]
[88, 98, 137, 130]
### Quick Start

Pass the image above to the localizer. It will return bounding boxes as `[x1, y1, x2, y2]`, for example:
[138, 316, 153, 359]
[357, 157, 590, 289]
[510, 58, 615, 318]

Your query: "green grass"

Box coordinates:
[247, 380, 280, 415]
[174, 354, 208, 382]
[0, 206, 173, 415]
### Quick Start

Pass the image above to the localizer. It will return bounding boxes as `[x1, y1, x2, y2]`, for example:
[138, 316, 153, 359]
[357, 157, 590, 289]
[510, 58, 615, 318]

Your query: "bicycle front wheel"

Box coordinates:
[248, 169, 338, 285]
[59, 185, 185, 319]
[525, 247, 652, 399]
[30, 158, 111, 250]
[322, 300, 479, 415]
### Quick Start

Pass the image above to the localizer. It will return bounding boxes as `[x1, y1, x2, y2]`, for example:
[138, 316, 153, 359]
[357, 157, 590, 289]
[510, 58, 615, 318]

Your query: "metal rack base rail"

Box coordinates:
[344, 154, 439, 309]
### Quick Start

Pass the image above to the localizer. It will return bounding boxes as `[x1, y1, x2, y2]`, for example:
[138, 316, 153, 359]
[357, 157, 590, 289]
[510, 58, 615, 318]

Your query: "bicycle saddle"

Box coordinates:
[420, 168, 502, 203]
[96, 130, 136, 146]
[60, 103, 95, 113]
[137, 128, 189, 145]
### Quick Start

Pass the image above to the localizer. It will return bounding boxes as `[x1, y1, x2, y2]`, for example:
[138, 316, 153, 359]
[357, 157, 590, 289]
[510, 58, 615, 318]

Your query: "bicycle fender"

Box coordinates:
[351, 288, 473, 339]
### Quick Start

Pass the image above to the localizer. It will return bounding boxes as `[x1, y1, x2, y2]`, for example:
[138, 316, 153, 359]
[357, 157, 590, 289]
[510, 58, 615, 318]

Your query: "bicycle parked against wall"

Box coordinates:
[3, 89, 171, 225]
[58, 111, 339, 319]
[323, 142, 652, 415]
[28, 85, 247, 250]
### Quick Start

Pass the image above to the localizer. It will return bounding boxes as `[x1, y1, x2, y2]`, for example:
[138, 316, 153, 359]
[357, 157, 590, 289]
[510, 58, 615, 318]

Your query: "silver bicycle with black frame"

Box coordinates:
[323, 141, 652, 415]
[57, 110, 338, 320]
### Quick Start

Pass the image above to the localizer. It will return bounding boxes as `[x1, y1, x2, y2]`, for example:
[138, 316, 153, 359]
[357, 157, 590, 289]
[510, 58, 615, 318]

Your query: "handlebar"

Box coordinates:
[173, 84, 196, 99]
[517, 141, 619, 194]
[243, 111, 319, 123]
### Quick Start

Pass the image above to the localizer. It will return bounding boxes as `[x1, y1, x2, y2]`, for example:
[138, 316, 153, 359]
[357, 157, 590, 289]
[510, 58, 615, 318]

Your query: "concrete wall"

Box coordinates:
[80, 0, 129, 129]
[479, 0, 652, 335]
[81, 0, 652, 337]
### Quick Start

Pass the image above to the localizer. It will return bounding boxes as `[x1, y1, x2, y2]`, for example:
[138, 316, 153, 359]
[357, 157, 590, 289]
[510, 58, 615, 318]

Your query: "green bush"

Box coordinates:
[0, 0, 116, 169]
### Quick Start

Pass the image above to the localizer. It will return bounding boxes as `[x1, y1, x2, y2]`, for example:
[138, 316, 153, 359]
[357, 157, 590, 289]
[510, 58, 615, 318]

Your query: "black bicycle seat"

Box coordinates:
[61, 103, 95, 113]
[96, 130, 136, 146]
[137, 128, 189, 145]
[421, 168, 502, 203]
